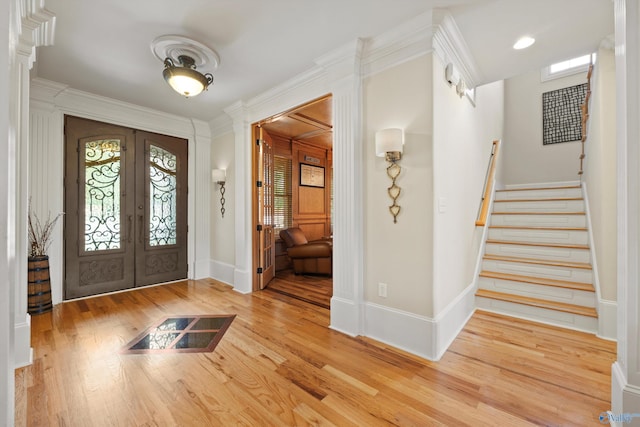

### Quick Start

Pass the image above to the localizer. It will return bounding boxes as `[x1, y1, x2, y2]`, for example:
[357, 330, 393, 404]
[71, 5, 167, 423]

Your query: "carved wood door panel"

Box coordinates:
[64, 116, 188, 299]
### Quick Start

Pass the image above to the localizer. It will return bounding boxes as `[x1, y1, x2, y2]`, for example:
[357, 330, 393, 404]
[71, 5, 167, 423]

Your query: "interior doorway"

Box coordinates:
[251, 95, 334, 306]
[64, 116, 188, 299]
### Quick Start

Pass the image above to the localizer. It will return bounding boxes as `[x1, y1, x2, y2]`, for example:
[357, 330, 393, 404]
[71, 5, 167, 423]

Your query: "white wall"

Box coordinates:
[584, 45, 617, 304]
[210, 131, 236, 284]
[364, 54, 434, 317]
[502, 69, 587, 185]
[432, 54, 504, 315]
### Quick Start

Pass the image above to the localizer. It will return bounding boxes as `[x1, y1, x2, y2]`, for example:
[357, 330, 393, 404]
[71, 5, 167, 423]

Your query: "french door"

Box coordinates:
[64, 116, 188, 299]
[256, 126, 275, 289]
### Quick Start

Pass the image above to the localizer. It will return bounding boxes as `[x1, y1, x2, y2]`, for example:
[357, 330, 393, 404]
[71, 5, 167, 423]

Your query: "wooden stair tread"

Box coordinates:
[479, 270, 594, 291]
[486, 239, 589, 250]
[489, 225, 587, 231]
[496, 185, 581, 192]
[475, 289, 598, 318]
[491, 211, 586, 215]
[483, 254, 592, 270]
[494, 197, 583, 202]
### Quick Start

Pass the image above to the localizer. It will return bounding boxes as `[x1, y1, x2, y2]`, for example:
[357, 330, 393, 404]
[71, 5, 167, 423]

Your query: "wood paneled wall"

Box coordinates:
[292, 142, 332, 241]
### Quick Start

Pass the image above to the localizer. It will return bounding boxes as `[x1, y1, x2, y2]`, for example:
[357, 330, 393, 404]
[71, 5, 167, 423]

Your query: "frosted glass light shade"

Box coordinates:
[375, 128, 404, 157]
[166, 73, 206, 97]
[211, 169, 226, 183]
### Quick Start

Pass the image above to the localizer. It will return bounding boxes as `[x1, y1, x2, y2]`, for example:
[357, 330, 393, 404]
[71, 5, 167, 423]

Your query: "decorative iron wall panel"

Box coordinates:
[542, 83, 588, 145]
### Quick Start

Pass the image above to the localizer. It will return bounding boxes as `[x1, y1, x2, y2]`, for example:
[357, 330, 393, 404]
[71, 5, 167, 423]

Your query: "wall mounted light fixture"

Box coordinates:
[211, 169, 226, 218]
[375, 128, 404, 223]
[445, 63, 466, 97]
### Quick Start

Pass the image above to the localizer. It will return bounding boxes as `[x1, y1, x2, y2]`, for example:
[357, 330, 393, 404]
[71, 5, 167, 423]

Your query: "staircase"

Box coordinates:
[475, 183, 598, 333]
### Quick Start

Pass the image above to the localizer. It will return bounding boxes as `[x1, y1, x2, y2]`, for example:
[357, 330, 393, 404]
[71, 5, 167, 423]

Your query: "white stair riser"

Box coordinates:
[475, 298, 597, 333]
[495, 188, 582, 200]
[482, 260, 593, 283]
[493, 199, 584, 213]
[490, 213, 586, 227]
[488, 228, 588, 245]
[485, 242, 591, 263]
[478, 276, 595, 307]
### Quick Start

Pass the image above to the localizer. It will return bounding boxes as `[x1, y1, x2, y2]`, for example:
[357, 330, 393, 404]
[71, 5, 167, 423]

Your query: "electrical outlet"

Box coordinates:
[378, 282, 388, 298]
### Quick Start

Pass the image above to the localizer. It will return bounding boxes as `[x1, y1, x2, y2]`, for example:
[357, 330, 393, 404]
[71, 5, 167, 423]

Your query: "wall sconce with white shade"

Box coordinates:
[211, 169, 226, 218]
[375, 128, 404, 223]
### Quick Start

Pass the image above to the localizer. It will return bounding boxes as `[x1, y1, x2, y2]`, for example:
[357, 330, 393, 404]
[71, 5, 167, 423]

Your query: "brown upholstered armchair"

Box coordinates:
[279, 228, 332, 276]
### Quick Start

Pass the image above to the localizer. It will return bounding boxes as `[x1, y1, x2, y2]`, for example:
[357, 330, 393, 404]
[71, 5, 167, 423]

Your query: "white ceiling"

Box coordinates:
[33, 0, 614, 123]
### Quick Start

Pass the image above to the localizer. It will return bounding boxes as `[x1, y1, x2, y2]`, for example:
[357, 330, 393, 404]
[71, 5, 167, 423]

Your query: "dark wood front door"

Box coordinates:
[64, 116, 188, 299]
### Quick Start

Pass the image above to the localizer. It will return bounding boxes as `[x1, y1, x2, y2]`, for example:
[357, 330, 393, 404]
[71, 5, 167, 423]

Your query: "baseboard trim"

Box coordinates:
[14, 321, 32, 369]
[434, 282, 476, 360]
[330, 297, 361, 338]
[209, 259, 235, 286]
[193, 259, 210, 280]
[361, 283, 475, 361]
[610, 362, 640, 426]
[364, 302, 436, 360]
[597, 299, 617, 341]
[233, 268, 252, 294]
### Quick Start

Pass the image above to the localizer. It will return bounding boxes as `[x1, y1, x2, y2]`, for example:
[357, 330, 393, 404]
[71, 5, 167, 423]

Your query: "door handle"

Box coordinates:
[127, 215, 133, 243]
[138, 215, 144, 244]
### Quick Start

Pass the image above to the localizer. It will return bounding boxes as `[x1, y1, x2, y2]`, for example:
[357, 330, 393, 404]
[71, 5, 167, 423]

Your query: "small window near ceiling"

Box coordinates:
[274, 155, 292, 234]
[541, 53, 596, 82]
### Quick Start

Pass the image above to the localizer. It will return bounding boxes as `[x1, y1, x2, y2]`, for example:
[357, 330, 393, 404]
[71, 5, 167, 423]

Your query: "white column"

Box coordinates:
[13, 1, 55, 369]
[317, 40, 366, 336]
[612, 0, 640, 421]
[190, 120, 212, 279]
[225, 102, 253, 293]
[1, 1, 15, 423]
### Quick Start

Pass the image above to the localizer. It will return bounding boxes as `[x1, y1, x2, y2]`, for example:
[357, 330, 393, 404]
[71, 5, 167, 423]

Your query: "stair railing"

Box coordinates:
[475, 140, 500, 226]
[578, 62, 594, 177]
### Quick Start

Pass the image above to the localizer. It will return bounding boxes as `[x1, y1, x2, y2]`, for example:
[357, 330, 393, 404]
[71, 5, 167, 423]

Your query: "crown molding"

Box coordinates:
[30, 77, 204, 139]
[432, 10, 483, 89]
[18, 0, 56, 67]
[361, 11, 435, 78]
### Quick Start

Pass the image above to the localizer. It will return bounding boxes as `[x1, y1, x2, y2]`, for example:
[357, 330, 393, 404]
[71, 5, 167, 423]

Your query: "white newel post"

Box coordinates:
[316, 40, 366, 336]
[612, 0, 640, 423]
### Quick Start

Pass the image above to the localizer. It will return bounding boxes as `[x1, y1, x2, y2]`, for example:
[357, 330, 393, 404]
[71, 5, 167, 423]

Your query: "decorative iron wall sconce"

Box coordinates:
[211, 169, 226, 218]
[375, 128, 404, 223]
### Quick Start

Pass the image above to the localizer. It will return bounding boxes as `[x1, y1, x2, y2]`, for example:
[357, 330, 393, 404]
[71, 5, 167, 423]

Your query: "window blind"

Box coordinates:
[274, 155, 292, 233]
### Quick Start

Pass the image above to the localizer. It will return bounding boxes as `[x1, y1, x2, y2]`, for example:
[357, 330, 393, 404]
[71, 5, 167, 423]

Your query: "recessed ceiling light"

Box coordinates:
[513, 36, 535, 50]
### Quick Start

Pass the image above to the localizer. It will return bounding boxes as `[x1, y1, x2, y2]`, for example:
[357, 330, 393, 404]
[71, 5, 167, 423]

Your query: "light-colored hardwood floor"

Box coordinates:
[16, 279, 616, 426]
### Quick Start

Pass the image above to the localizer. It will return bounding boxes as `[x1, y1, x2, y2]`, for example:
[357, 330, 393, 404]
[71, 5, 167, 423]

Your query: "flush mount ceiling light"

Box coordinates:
[151, 35, 220, 98]
[513, 36, 535, 50]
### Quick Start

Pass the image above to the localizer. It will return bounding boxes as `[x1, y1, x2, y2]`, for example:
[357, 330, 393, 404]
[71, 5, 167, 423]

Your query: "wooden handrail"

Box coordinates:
[475, 140, 500, 227]
[578, 63, 594, 177]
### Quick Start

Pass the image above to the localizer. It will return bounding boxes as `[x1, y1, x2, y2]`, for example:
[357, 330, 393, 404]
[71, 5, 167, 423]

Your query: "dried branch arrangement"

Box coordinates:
[28, 201, 64, 257]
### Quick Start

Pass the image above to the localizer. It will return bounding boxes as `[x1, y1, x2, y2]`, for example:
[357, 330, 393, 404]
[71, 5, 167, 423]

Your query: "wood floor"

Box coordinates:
[16, 279, 616, 426]
[266, 269, 332, 309]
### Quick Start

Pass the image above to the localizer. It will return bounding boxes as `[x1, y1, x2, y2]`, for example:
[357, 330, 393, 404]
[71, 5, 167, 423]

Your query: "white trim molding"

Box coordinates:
[432, 10, 483, 90]
[364, 282, 475, 362]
